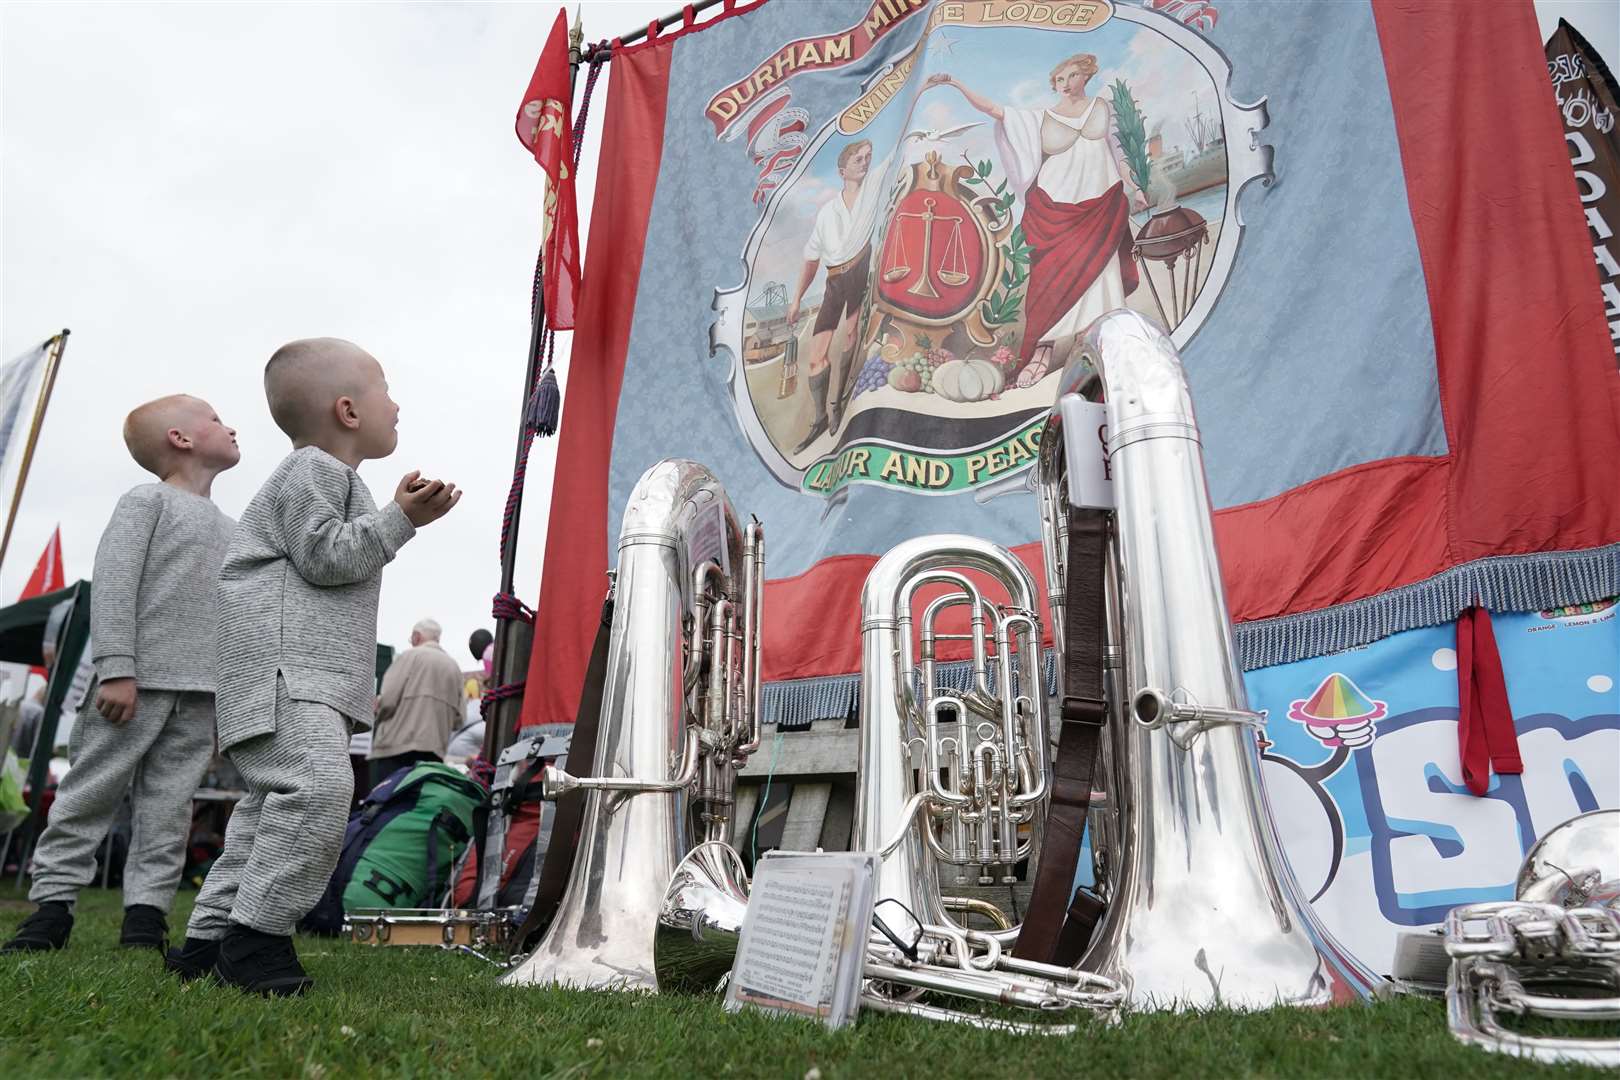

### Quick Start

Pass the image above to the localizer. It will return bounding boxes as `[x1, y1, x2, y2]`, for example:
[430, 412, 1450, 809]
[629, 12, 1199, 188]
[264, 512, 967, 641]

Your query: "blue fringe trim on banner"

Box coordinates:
[762, 651, 1059, 731]
[1233, 543, 1620, 671]
[761, 673, 861, 732]
[758, 544, 1619, 730]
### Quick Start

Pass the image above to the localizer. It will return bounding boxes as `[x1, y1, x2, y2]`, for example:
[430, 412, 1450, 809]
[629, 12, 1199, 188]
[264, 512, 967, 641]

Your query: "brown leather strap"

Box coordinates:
[1053, 877, 1107, 967]
[1015, 506, 1107, 963]
[513, 591, 614, 948]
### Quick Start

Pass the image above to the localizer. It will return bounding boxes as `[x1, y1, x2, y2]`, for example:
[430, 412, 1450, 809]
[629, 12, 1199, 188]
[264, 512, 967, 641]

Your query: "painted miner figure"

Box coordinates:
[788, 137, 913, 453]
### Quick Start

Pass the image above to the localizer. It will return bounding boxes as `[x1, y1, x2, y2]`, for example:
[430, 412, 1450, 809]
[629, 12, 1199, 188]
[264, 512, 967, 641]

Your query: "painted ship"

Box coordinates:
[1152, 95, 1228, 198]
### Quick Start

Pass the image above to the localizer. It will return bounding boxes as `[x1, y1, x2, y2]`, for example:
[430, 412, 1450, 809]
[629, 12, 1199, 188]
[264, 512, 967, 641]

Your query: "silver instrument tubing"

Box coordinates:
[1052, 310, 1379, 1010]
[1515, 809, 1620, 908]
[653, 842, 1122, 1032]
[504, 459, 763, 992]
[1444, 898, 1620, 1066]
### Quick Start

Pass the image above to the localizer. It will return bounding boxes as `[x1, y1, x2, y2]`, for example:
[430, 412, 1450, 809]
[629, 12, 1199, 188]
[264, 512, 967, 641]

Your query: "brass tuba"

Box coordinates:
[1037, 309, 1379, 1009]
[501, 459, 764, 991]
[653, 534, 1124, 1027]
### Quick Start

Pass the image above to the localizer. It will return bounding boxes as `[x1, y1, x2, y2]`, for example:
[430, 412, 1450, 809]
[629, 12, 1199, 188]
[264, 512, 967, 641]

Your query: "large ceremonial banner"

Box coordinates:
[523, 0, 1620, 731]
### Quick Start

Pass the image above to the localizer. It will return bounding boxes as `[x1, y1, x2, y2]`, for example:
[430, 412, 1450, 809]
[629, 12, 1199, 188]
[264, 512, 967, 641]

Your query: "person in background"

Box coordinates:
[443, 627, 496, 766]
[11, 686, 46, 756]
[345, 722, 372, 808]
[367, 618, 464, 787]
[40, 596, 70, 673]
[16, 597, 77, 757]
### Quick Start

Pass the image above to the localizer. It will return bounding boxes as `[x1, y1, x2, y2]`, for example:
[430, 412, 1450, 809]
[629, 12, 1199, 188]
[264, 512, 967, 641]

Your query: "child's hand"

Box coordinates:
[395, 471, 461, 527]
[96, 678, 137, 724]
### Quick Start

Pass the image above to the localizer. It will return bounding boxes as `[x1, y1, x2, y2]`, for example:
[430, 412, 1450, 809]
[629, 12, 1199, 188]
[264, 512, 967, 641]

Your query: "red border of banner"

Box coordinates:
[520, 41, 674, 731]
[1370, 0, 1620, 561]
[522, 0, 1620, 729]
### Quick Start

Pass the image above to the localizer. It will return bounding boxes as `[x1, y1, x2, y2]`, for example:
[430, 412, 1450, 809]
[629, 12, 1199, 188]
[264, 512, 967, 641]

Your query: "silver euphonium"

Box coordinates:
[502, 459, 764, 991]
[1038, 309, 1379, 1009]
[654, 535, 1125, 1026]
[850, 534, 1125, 1025]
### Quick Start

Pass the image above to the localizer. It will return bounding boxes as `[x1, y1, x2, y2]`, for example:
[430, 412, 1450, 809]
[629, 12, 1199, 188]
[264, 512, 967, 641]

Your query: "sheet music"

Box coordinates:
[725, 851, 877, 1029]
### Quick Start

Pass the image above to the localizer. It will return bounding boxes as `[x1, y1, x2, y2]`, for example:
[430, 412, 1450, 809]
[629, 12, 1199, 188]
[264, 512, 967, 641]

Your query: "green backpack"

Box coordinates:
[302, 762, 488, 933]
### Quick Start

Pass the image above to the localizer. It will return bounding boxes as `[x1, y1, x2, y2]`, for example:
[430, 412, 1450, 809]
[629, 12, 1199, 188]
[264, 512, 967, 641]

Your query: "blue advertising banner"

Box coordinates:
[1246, 600, 1619, 972]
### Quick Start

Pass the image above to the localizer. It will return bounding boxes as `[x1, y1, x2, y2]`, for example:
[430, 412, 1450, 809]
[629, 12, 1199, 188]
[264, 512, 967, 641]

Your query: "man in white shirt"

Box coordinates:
[786, 139, 887, 453]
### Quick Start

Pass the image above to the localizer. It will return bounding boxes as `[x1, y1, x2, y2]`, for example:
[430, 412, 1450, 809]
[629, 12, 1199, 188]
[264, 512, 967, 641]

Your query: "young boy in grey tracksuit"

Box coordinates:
[164, 337, 458, 996]
[3, 395, 240, 953]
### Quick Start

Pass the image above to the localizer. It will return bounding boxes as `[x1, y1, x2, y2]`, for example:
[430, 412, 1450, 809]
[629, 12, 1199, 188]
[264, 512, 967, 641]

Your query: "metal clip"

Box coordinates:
[1060, 694, 1106, 728]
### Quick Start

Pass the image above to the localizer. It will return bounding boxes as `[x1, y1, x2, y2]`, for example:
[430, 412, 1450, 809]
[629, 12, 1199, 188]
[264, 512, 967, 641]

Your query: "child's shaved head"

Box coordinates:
[123, 395, 202, 476]
[264, 337, 378, 440]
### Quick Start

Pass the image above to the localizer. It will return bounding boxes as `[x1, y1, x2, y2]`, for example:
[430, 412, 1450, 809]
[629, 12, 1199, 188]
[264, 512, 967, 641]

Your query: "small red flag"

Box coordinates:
[19, 526, 64, 601]
[516, 9, 580, 332]
[19, 526, 65, 676]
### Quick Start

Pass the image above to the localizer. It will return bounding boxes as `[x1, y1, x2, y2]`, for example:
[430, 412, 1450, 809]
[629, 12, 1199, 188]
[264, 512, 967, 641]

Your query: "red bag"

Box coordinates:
[452, 799, 544, 907]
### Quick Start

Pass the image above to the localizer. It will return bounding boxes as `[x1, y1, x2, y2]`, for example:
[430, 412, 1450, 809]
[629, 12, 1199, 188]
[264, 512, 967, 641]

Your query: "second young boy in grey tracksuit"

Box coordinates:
[3, 395, 240, 954]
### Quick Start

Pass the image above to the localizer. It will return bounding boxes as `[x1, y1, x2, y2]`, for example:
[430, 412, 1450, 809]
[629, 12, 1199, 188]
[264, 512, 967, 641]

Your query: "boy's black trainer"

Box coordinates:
[120, 904, 169, 950]
[217, 924, 312, 997]
[164, 936, 222, 981]
[1, 901, 73, 952]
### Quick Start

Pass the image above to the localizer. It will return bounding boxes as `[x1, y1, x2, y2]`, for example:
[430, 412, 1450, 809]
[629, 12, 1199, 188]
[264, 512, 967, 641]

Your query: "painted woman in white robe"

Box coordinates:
[928, 54, 1147, 385]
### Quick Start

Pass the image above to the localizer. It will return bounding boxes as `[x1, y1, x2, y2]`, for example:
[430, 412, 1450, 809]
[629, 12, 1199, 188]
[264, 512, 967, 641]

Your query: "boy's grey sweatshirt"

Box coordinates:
[214, 446, 415, 752]
[91, 482, 236, 692]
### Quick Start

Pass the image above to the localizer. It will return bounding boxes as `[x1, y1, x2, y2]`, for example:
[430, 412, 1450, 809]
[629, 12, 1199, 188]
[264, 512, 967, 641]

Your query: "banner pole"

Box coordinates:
[0, 329, 69, 573]
[481, 15, 587, 765]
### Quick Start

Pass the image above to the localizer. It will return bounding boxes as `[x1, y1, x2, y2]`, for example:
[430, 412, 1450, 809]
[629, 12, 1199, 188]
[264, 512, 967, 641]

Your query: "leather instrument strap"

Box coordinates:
[513, 592, 614, 949]
[1014, 506, 1108, 964]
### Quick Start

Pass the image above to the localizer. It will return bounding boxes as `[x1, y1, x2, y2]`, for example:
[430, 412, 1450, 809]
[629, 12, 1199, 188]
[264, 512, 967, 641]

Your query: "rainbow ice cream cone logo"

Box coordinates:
[1288, 673, 1386, 749]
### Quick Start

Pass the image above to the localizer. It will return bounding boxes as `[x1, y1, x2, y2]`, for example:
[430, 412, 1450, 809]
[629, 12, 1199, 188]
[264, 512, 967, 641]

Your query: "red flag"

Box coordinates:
[516, 9, 580, 331]
[19, 526, 64, 676]
[19, 526, 63, 601]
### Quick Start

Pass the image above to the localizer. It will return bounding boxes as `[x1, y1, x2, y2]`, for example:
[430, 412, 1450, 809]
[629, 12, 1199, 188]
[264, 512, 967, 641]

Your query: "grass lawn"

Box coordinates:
[0, 885, 1610, 1078]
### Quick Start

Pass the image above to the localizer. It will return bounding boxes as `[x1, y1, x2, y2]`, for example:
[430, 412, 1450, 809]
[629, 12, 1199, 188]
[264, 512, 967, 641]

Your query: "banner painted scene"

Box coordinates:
[524, 0, 1620, 734]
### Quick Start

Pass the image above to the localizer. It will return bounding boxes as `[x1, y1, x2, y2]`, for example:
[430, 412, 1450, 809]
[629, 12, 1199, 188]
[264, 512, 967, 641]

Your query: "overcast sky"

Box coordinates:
[0, 1, 676, 669]
[1, 0, 1613, 671]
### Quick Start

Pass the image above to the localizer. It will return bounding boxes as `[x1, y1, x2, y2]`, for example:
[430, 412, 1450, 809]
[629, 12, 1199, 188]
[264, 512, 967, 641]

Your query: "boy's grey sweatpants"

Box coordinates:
[29, 685, 215, 911]
[187, 680, 354, 939]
